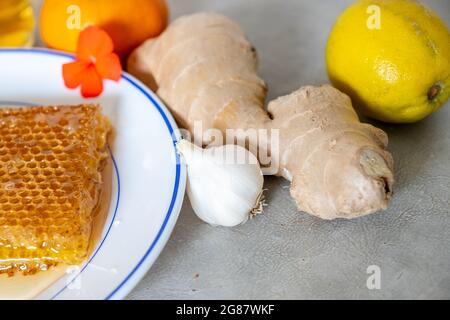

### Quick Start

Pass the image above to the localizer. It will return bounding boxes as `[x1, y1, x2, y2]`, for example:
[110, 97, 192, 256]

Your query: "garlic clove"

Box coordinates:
[177, 140, 264, 227]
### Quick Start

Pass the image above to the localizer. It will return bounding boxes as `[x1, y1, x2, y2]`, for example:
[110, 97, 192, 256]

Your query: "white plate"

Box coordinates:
[0, 48, 186, 300]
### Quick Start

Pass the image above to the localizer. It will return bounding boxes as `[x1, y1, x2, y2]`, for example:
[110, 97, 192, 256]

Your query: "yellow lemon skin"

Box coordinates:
[326, 0, 450, 123]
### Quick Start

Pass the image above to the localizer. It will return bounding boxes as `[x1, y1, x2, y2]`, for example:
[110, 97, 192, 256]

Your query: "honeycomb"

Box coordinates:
[0, 104, 111, 276]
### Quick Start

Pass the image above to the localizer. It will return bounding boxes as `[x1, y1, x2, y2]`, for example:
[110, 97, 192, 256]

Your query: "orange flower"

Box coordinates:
[62, 26, 122, 98]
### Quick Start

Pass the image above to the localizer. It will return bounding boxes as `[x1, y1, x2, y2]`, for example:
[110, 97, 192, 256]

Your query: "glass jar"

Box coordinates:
[0, 0, 35, 47]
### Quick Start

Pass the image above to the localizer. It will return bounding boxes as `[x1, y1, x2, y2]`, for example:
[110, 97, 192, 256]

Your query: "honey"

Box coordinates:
[0, 0, 35, 47]
[0, 264, 68, 299]
[0, 104, 111, 275]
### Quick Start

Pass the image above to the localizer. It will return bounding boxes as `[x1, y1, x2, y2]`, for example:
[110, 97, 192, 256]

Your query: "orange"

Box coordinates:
[40, 0, 168, 58]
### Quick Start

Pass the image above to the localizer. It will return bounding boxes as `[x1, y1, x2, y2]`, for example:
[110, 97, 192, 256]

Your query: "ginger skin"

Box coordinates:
[128, 12, 394, 220]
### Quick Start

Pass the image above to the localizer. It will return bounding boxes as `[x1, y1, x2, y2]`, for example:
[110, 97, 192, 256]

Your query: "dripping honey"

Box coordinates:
[0, 104, 111, 275]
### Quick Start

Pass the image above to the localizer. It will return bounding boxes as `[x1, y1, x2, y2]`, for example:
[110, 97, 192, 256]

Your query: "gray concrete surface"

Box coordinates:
[33, 0, 450, 299]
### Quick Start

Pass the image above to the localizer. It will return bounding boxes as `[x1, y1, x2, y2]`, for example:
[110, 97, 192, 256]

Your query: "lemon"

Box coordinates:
[326, 0, 450, 123]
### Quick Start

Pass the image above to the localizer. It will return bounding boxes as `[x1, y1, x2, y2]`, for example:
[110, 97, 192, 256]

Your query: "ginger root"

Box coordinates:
[128, 12, 394, 220]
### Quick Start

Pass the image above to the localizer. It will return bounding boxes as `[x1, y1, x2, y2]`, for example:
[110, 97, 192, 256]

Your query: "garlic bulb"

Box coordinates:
[177, 139, 265, 227]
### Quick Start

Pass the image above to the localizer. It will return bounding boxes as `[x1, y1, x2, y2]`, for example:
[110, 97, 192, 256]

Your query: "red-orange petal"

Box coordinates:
[62, 60, 89, 89]
[96, 53, 122, 81]
[80, 65, 104, 98]
[77, 26, 114, 61]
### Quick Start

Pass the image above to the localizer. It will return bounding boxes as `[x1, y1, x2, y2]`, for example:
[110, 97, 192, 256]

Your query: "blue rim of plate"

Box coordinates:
[0, 48, 184, 300]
